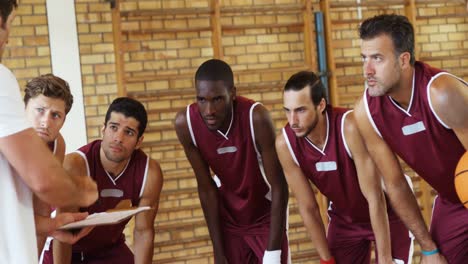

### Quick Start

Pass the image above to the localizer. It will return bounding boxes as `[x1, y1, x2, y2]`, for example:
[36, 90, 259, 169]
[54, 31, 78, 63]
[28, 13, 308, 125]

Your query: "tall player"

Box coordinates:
[354, 14, 467, 263]
[43, 97, 164, 263]
[276, 71, 413, 264]
[175, 59, 289, 264]
[0, 1, 97, 263]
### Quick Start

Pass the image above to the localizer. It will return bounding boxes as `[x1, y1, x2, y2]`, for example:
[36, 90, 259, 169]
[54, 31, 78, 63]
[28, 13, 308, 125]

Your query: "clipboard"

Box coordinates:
[58, 200, 151, 230]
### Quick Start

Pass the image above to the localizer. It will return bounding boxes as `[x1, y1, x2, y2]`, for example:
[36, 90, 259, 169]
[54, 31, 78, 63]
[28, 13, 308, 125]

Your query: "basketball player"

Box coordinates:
[0, 1, 97, 263]
[276, 71, 413, 264]
[175, 59, 289, 263]
[354, 14, 468, 263]
[43, 97, 164, 263]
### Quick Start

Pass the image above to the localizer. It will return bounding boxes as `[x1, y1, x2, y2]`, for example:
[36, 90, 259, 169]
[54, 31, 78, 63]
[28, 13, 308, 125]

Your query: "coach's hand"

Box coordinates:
[50, 212, 94, 244]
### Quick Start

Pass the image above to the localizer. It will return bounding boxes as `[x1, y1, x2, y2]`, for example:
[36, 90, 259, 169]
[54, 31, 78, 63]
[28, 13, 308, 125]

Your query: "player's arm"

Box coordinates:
[174, 110, 227, 264]
[0, 128, 97, 207]
[429, 75, 468, 150]
[53, 153, 90, 264]
[133, 158, 163, 264]
[34, 132, 66, 255]
[275, 131, 332, 261]
[354, 98, 445, 260]
[343, 111, 393, 263]
[252, 105, 288, 255]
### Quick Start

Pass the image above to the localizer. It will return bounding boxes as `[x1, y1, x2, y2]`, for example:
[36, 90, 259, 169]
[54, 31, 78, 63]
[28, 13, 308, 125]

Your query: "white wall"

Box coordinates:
[46, 0, 87, 153]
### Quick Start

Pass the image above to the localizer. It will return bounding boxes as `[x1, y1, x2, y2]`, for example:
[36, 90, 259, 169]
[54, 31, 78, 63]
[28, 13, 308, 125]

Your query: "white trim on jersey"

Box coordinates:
[217, 104, 234, 140]
[186, 105, 197, 147]
[388, 70, 415, 117]
[281, 127, 300, 166]
[75, 150, 91, 178]
[304, 112, 329, 155]
[363, 89, 383, 138]
[104, 158, 131, 185]
[341, 110, 354, 159]
[427, 72, 468, 129]
[139, 156, 150, 198]
[249, 102, 272, 201]
[52, 138, 58, 155]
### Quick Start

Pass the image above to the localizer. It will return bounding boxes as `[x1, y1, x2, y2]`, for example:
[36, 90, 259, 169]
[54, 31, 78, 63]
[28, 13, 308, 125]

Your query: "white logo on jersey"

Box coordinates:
[402, 121, 426, 136]
[315, 161, 337, 172]
[101, 188, 124, 198]
[217, 146, 237, 154]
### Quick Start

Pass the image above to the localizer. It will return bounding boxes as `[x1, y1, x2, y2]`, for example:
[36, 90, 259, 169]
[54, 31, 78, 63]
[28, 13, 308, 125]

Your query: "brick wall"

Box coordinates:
[3, 0, 467, 263]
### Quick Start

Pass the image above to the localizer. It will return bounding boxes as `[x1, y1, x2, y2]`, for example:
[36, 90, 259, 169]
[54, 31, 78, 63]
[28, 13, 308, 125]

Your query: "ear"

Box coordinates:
[135, 135, 144, 149]
[231, 86, 237, 101]
[318, 98, 327, 114]
[399, 52, 411, 69]
[101, 124, 106, 138]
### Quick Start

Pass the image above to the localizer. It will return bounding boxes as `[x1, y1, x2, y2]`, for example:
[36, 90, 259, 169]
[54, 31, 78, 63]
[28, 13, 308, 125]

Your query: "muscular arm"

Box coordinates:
[275, 132, 331, 260]
[343, 111, 393, 263]
[252, 105, 288, 251]
[0, 128, 97, 207]
[430, 74, 468, 150]
[354, 99, 440, 252]
[134, 159, 163, 264]
[174, 110, 226, 264]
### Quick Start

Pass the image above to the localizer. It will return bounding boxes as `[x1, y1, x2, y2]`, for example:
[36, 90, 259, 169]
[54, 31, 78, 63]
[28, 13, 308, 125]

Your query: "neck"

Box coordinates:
[388, 67, 414, 110]
[306, 112, 327, 149]
[99, 148, 129, 178]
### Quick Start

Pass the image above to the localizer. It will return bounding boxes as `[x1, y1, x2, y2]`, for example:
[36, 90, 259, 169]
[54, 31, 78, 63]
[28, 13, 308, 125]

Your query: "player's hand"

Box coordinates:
[420, 253, 448, 264]
[50, 212, 94, 244]
[75, 175, 98, 207]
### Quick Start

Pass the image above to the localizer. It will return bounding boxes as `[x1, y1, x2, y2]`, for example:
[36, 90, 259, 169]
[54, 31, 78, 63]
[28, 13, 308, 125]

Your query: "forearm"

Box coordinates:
[386, 183, 436, 250]
[134, 229, 155, 264]
[368, 194, 392, 262]
[267, 186, 288, 250]
[53, 240, 72, 264]
[301, 207, 331, 260]
[198, 189, 225, 259]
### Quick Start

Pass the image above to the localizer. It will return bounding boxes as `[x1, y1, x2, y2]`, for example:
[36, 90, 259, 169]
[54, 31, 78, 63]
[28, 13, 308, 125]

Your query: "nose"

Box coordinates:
[363, 60, 374, 77]
[113, 130, 124, 143]
[204, 101, 216, 116]
[288, 111, 298, 126]
[40, 114, 51, 128]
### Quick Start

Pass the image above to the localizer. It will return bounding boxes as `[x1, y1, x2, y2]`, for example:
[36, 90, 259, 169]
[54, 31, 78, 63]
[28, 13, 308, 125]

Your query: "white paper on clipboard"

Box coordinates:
[58, 206, 151, 230]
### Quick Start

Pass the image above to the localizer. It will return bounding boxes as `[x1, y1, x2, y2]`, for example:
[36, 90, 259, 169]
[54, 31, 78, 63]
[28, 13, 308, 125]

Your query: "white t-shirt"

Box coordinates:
[0, 64, 38, 263]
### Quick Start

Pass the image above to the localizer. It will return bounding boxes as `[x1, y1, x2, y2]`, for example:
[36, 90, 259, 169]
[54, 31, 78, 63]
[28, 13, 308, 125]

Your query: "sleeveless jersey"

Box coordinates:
[364, 61, 466, 203]
[283, 107, 395, 223]
[72, 140, 149, 253]
[187, 96, 271, 233]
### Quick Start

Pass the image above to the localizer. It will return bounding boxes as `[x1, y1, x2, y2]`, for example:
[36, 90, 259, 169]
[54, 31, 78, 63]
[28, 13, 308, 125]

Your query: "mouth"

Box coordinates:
[109, 145, 123, 152]
[204, 117, 217, 126]
[366, 79, 377, 87]
[35, 130, 49, 138]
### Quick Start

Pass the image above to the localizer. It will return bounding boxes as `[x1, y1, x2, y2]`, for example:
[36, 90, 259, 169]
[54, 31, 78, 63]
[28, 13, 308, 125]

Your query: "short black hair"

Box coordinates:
[0, 0, 17, 29]
[284, 71, 327, 106]
[104, 97, 148, 138]
[359, 14, 415, 65]
[194, 59, 234, 89]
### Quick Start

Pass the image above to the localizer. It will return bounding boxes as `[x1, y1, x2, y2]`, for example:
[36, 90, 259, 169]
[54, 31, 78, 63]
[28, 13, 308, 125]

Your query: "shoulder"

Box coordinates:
[174, 107, 189, 131]
[429, 74, 466, 106]
[275, 129, 287, 150]
[251, 103, 271, 124]
[342, 110, 358, 137]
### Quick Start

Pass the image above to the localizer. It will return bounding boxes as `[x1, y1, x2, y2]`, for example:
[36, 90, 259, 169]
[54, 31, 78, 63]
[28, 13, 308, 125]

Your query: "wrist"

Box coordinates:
[421, 248, 439, 256]
[263, 250, 281, 264]
[320, 256, 336, 264]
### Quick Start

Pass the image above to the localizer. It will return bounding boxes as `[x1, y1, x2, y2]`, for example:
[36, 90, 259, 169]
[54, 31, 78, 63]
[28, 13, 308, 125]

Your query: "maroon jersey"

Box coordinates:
[72, 140, 149, 254]
[283, 107, 395, 223]
[364, 61, 466, 203]
[187, 96, 271, 233]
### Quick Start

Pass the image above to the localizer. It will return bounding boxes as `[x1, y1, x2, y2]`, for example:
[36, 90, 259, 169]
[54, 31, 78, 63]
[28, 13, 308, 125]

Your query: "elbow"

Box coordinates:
[30, 180, 56, 204]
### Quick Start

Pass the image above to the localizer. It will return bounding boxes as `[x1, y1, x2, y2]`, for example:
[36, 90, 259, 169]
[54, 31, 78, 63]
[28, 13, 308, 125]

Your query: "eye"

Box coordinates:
[126, 130, 135, 136]
[213, 97, 222, 103]
[109, 125, 118, 130]
[36, 107, 44, 113]
[52, 113, 62, 119]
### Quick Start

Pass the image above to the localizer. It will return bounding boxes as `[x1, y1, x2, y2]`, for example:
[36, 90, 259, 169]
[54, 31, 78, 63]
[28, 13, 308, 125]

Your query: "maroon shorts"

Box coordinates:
[430, 196, 468, 263]
[327, 213, 413, 264]
[41, 240, 134, 264]
[223, 229, 290, 264]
